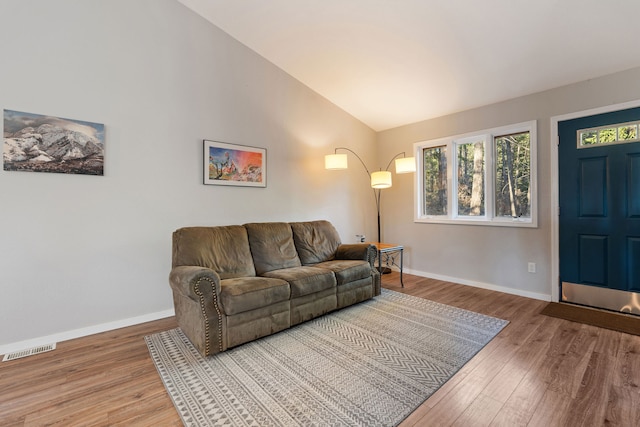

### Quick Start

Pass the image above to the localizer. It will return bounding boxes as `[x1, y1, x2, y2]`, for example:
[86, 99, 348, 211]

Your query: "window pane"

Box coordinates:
[495, 132, 531, 218]
[599, 128, 616, 143]
[423, 146, 447, 215]
[456, 141, 484, 216]
[618, 125, 637, 140]
[580, 130, 597, 146]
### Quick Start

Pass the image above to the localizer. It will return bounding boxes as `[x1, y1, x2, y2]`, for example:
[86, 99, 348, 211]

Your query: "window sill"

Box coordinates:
[414, 216, 537, 228]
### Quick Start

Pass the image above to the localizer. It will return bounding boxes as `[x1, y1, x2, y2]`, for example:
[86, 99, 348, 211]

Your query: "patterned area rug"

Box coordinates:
[146, 289, 508, 426]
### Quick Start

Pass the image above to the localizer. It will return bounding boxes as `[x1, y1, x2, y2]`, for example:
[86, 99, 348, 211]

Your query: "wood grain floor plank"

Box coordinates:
[605, 385, 640, 427]
[607, 333, 640, 426]
[564, 350, 614, 426]
[547, 325, 598, 398]
[489, 372, 548, 427]
[526, 388, 573, 427]
[452, 393, 504, 427]
[486, 316, 564, 426]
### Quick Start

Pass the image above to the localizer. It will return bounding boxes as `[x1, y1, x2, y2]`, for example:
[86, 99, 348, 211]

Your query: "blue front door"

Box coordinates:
[559, 107, 640, 299]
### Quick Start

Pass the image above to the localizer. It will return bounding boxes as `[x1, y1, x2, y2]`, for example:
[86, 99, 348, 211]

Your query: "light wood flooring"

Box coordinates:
[1, 272, 639, 426]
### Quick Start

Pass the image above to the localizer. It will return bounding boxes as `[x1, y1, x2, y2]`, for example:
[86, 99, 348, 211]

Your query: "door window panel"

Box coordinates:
[619, 125, 637, 140]
[579, 120, 640, 148]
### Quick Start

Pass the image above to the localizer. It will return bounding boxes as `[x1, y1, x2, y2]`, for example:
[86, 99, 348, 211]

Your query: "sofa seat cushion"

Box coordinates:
[313, 260, 372, 286]
[263, 266, 336, 298]
[220, 277, 290, 316]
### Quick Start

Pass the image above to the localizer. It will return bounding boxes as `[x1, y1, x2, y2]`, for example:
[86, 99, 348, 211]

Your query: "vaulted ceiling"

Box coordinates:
[178, 0, 640, 131]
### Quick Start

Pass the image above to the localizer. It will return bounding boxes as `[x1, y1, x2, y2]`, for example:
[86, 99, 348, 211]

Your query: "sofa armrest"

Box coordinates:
[169, 266, 226, 356]
[336, 244, 377, 267]
[169, 265, 222, 301]
[336, 244, 381, 296]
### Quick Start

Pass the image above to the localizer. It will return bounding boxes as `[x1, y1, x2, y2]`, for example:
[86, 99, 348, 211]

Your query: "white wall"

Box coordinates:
[378, 66, 640, 301]
[0, 0, 377, 352]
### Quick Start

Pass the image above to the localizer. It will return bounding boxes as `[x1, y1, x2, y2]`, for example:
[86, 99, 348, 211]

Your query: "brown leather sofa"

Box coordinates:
[169, 220, 380, 357]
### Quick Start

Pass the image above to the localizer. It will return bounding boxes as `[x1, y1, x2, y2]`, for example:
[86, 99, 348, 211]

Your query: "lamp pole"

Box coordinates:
[328, 147, 410, 244]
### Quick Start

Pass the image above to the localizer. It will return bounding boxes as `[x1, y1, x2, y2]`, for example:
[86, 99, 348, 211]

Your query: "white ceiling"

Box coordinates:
[178, 0, 640, 131]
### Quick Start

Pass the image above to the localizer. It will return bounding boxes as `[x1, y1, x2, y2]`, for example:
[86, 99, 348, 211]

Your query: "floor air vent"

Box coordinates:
[2, 343, 56, 362]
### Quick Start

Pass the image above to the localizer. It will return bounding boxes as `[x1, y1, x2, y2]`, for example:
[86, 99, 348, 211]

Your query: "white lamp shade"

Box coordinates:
[371, 170, 392, 189]
[325, 153, 348, 170]
[395, 156, 416, 174]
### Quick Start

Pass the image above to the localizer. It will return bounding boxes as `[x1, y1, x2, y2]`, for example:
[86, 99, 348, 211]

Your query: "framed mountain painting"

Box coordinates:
[3, 109, 105, 176]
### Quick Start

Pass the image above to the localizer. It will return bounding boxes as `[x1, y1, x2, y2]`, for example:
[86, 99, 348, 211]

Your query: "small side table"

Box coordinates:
[368, 242, 404, 287]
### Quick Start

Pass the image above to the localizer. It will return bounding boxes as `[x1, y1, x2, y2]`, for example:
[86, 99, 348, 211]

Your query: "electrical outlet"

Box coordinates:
[528, 262, 536, 273]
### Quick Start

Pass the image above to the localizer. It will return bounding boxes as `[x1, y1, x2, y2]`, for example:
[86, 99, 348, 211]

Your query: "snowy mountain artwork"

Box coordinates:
[3, 109, 105, 175]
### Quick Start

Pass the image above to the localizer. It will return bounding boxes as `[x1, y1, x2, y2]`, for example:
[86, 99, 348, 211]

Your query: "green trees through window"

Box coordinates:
[423, 145, 447, 215]
[495, 132, 530, 218]
[457, 140, 485, 216]
[416, 121, 537, 227]
[579, 121, 639, 147]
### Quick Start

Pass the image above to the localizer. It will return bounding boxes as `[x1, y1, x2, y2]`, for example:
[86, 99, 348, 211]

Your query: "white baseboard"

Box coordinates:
[403, 268, 551, 302]
[0, 308, 175, 357]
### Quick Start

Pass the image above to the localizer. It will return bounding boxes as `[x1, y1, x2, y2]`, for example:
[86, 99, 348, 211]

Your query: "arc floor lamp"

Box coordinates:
[324, 147, 416, 244]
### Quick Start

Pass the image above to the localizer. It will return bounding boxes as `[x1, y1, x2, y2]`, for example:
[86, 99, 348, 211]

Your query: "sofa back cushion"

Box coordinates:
[172, 226, 256, 279]
[244, 222, 302, 275]
[290, 220, 341, 265]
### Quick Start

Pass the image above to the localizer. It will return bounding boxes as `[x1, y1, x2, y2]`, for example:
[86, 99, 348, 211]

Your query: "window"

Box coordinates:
[415, 121, 537, 227]
[455, 136, 486, 217]
[422, 145, 447, 215]
[494, 132, 531, 219]
[578, 120, 640, 148]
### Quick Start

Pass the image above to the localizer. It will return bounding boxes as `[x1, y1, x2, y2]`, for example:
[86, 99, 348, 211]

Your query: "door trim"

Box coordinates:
[551, 99, 640, 303]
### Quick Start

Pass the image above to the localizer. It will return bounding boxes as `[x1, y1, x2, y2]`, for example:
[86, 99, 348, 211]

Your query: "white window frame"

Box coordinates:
[414, 120, 538, 228]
